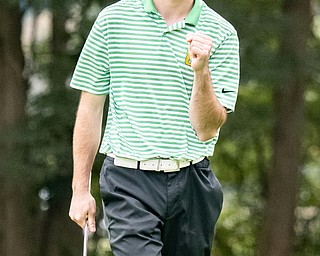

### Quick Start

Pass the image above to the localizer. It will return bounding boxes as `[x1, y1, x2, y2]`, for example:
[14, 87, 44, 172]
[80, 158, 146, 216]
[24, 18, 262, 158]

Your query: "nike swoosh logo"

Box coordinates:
[222, 88, 233, 93]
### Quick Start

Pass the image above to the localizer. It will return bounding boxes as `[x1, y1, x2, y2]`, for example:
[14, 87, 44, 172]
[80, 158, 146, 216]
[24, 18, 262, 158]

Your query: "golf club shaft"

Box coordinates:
[83, 173, 92, 256]
[83, 224, 89, 256]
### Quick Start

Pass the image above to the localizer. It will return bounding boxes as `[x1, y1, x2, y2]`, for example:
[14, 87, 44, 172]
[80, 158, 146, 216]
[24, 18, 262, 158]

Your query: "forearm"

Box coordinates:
[189, 68, 227, 142]
[72, 94, 105, 192]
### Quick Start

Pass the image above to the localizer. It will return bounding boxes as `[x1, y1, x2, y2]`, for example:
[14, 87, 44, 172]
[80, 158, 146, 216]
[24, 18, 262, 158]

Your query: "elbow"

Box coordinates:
[190, 107, 227, 142]
[195, 116, 226, 142]
[197, 130, 218, 142]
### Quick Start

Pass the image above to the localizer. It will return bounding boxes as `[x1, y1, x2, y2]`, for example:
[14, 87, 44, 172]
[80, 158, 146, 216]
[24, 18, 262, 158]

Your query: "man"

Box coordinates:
[69, 0, 239, 255]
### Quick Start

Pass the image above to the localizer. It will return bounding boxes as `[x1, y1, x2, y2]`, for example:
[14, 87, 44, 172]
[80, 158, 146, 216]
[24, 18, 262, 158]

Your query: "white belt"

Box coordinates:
[108, 153, 205, 173]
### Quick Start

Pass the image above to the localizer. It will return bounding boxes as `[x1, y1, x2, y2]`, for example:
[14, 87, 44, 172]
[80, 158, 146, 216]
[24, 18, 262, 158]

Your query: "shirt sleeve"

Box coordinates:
[210, 32, 240, 113]
[70, 17, 110, 95]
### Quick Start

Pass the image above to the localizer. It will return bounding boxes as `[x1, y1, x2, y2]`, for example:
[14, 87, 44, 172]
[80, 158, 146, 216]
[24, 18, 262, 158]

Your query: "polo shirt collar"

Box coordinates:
[142, 0, 203, 26]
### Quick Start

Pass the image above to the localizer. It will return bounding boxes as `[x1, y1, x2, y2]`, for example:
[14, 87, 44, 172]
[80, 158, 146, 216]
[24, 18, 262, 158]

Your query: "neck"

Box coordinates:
[153, 0, 194, 26]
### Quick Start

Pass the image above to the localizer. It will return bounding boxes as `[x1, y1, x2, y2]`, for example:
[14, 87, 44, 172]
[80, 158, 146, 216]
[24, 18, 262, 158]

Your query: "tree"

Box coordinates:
[0, 1, 33, 255]
[256, 1, 313, 255]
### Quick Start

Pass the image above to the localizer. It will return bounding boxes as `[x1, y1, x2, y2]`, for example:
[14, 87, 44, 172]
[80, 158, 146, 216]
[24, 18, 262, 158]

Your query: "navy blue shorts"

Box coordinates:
[99, 156, 223, 256]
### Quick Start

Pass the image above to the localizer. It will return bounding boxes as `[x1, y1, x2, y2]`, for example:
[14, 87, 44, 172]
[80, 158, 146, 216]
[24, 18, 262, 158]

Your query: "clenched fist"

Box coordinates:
[186, 32, 212, 72]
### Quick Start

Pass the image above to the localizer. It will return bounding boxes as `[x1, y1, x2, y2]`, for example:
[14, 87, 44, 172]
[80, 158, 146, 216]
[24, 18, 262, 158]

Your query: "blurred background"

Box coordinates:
[0, 0, 320, 255]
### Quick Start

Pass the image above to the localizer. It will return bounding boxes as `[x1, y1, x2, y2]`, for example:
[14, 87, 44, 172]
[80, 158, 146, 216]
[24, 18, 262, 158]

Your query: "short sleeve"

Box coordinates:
[210, 32, 240, 113]
[70, 17, 110, 95]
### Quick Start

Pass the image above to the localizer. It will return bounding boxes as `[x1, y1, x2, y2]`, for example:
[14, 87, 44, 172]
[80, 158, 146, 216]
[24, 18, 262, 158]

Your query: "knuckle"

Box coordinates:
[88, 206, 96, 215]
[74, 213, 84, 222]
[89, 218, 96, 225]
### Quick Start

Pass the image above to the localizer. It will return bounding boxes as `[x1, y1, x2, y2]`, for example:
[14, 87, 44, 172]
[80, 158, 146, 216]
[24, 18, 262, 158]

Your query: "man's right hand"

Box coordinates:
[69, 191, 97, 233]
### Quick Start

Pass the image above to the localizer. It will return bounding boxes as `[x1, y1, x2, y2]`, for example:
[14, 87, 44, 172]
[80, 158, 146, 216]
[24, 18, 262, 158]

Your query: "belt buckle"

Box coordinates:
[143, 158, 181, 172]
[156, 158, 179, 171]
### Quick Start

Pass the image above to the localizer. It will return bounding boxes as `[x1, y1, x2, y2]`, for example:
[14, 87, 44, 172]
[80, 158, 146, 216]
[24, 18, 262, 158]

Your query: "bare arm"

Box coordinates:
[69, 91, 106, 232]
[187, 32, 227, 142]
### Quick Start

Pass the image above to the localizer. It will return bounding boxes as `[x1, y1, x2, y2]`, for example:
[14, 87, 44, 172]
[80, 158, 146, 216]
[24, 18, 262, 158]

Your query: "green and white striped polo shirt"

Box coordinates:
[70, 0, 240, 161]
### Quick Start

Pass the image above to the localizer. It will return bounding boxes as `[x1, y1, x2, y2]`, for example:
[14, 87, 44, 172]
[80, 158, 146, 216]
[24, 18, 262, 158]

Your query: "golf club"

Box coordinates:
[83, 173, 92, 256]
